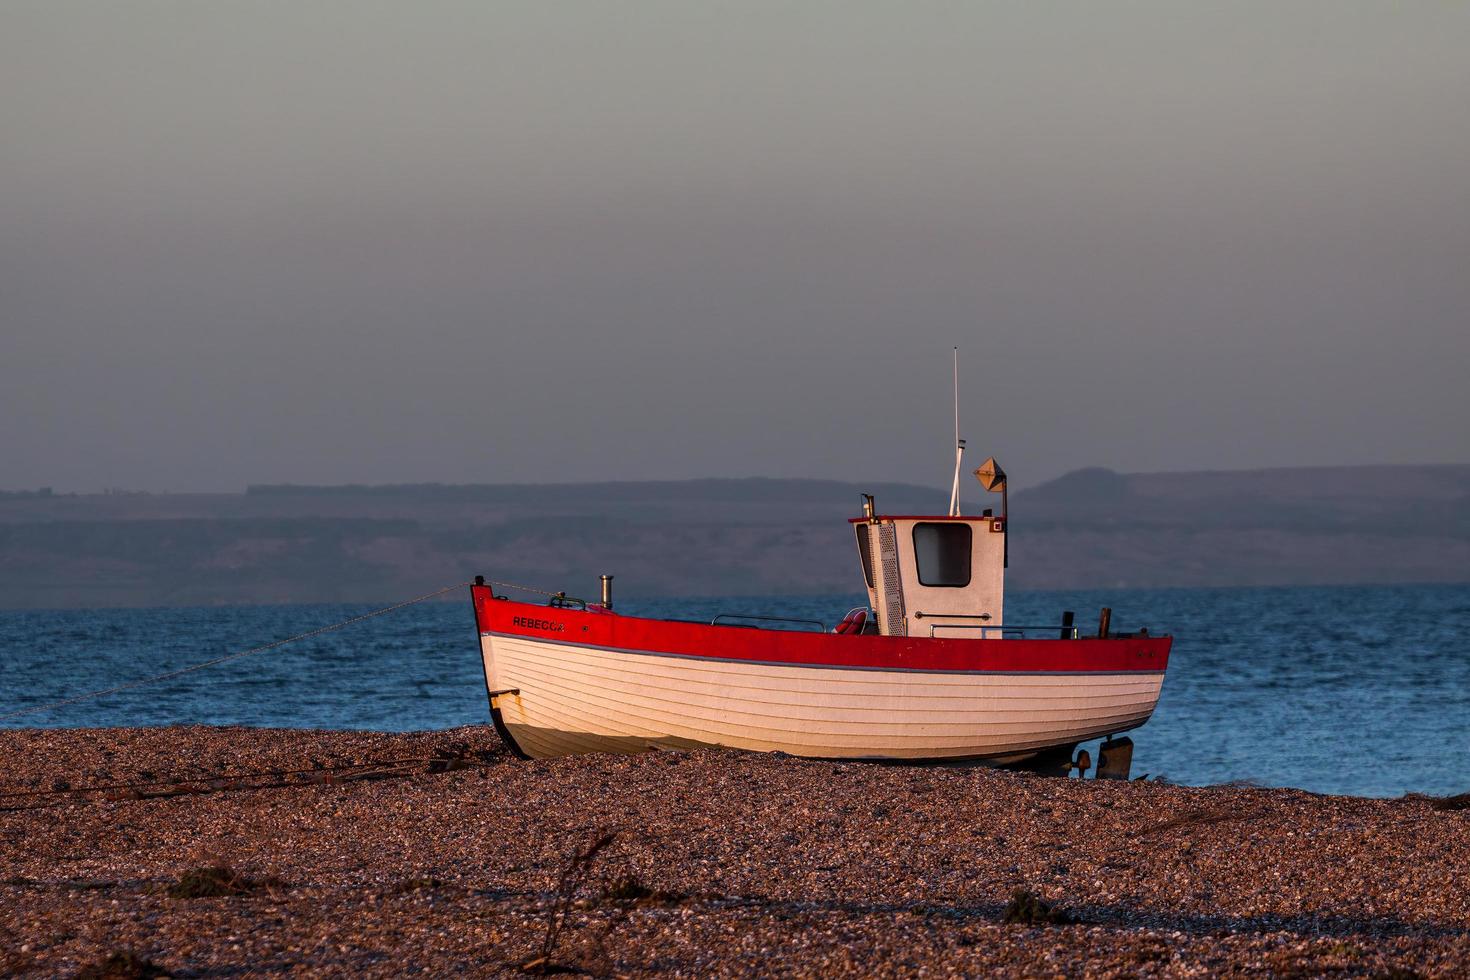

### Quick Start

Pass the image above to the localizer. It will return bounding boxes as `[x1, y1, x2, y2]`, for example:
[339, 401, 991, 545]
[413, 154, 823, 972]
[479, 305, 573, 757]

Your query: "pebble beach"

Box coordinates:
[2, 725, 1467, 977]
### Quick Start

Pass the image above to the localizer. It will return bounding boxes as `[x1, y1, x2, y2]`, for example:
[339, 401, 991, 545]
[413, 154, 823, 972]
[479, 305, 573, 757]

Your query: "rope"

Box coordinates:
[0, 580, 474, 723]
[481, 578, 569, 599]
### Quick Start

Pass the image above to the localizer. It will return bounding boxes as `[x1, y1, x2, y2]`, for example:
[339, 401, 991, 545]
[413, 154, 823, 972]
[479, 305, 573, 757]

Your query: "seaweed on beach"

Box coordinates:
[1002, 889, 1073, 926]
[166, 864, 284, 899]
[601, 874, 684, 905]
[389, 877, 451, 894]
[1396, 791, 1470, 811]
[1131, 807, 1256, 837]
[601, 875, 654, 902]
[73, 950, 169, 979]
[1428, 792, 1470, 811]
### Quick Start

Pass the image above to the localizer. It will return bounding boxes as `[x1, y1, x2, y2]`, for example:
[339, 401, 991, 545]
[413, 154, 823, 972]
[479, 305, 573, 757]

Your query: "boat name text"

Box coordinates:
[513, 616, 566, 633]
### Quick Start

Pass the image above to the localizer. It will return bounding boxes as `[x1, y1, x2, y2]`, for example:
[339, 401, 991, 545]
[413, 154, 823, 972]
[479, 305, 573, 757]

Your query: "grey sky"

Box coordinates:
[3, 2, 1467, 494]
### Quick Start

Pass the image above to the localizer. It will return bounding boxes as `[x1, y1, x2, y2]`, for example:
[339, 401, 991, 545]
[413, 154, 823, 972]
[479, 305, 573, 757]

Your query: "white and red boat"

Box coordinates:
[470, 452, 1172, 772]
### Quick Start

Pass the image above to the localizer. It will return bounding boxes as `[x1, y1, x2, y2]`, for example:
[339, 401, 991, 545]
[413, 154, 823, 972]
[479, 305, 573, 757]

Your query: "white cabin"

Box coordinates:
[851, 500, 1005, 637]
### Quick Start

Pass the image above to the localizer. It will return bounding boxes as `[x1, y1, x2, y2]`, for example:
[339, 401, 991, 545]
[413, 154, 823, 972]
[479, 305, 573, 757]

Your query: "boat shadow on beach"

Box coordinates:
[687, 893, 1470, 943]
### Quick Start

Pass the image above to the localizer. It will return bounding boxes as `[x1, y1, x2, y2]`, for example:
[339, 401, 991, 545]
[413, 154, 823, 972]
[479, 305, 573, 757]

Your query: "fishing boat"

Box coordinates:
[471, 363, 1171, 774]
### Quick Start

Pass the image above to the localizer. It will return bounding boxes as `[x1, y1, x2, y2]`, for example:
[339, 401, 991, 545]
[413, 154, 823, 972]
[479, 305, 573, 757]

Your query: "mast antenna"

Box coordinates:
[948, 347, 965, 516]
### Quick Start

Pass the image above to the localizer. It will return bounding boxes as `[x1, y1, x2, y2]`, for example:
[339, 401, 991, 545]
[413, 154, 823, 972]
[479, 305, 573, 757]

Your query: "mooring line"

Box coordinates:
[480, 578, 568, 599]
[0, 580, 475, 723]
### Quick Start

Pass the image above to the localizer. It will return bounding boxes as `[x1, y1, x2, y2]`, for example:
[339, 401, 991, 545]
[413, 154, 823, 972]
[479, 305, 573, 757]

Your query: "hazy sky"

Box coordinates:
[3, 2, 1467, 494]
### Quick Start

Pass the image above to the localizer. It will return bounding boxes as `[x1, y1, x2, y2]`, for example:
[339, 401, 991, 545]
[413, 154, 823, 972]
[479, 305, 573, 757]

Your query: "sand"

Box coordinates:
[2, 725, 1467, 977]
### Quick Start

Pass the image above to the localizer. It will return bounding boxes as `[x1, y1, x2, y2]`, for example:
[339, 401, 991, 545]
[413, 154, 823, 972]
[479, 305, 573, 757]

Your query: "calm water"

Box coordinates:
[2, 584, 1467, 798]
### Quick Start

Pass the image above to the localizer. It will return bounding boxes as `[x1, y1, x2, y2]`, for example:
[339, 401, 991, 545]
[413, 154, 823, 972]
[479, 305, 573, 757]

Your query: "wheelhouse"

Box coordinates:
[850, 495, 1006, 638]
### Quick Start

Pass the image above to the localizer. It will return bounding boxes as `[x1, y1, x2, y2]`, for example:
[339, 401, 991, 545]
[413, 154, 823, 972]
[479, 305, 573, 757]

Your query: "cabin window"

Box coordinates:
[912, 522, 971, 587]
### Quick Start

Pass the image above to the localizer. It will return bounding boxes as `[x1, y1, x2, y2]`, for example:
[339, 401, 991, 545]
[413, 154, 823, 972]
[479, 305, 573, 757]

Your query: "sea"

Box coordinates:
[2, 583, 1466, 799]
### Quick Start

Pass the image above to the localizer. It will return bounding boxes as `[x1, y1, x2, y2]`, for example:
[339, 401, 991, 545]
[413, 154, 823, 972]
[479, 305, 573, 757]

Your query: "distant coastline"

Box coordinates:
[1, 464, 1466, 608]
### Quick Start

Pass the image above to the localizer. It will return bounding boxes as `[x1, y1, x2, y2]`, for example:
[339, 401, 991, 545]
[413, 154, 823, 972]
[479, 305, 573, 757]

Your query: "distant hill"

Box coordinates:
[1005, 463, 1470, 590]
[1, 466, 1466, 608]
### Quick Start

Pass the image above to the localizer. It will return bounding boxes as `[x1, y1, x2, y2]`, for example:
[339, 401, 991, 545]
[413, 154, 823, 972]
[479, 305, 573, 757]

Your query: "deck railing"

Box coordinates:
[710, 613, 828, 633]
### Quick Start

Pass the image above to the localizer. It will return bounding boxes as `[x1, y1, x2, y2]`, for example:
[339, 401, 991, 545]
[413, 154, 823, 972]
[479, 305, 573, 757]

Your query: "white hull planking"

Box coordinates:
[481, 633, 1165, 762]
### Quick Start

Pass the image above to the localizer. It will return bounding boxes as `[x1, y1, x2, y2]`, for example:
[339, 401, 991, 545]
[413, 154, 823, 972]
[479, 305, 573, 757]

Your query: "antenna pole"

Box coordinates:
[953, 346, 960, 452]
[948, 347, 964, 517]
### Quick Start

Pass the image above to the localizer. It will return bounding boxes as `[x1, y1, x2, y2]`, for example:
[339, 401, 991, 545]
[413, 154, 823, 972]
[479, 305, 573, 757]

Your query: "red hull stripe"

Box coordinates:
[481, 629, 1165, 676]
[472, 588, 1171, 675]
